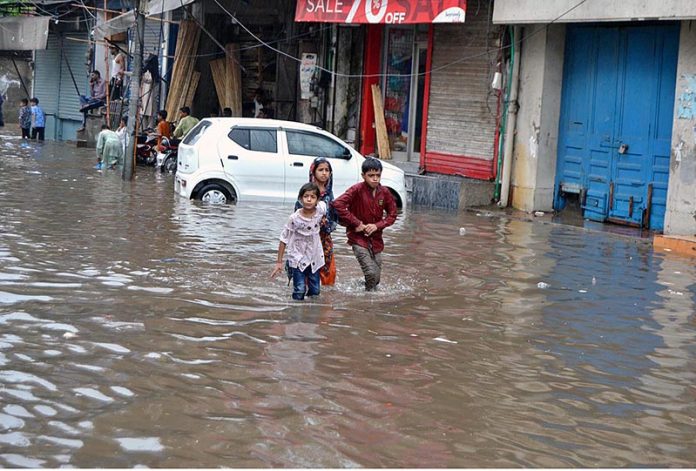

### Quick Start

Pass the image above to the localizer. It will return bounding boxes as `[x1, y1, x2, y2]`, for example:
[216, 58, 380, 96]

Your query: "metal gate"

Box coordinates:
[33, 32, 88, 141]
[554, 23, 679, 230]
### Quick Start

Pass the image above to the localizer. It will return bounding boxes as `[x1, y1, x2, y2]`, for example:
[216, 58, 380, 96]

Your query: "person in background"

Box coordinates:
[115, 116, 128, 156]
[172, 106, 199, 140]
[109, 45, 126, 100]
[78, 70, 106, 132]
[96, 124, 123, 170]
[151, 109, 171, 151]
[253, 88, 264, 118]
[29, 97, 45, 141]
[223, 107, 232, 117]
[18, 98, 31, 139]
[332, 158, 398, 291]
[271, 182, 327, 301]
[294, 157, 338, 286]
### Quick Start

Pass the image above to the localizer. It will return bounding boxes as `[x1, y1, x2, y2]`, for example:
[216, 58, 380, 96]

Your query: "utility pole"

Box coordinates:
[123, 0, 146, 181]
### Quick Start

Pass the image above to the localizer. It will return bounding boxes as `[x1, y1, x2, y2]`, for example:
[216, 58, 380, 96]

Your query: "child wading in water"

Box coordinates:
[333, 158, 398, 291]
[294, 157, 338, 285]
[271, 183, 327, 300]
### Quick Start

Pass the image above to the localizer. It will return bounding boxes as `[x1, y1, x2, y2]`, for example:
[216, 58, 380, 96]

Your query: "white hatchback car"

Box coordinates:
[174, 118, 407, 207]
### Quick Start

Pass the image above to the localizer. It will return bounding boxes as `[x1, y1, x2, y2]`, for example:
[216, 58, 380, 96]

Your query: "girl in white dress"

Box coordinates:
[271, 183, 326, 300]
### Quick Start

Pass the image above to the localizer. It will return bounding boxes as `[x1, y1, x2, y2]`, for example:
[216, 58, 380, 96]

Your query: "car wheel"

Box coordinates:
[198, 183, 236, 204]
[163, 155, 177, 173]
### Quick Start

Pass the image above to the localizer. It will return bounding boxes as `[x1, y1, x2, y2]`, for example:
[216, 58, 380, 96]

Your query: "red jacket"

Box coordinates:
[332, 182, 397, 254]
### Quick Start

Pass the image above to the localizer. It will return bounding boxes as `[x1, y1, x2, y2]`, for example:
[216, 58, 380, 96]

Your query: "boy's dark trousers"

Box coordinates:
[291, 266, 320, 300]
[21, 127, 30, 139]
[31, 127, 45, 141]
[352, 244, 383, 291]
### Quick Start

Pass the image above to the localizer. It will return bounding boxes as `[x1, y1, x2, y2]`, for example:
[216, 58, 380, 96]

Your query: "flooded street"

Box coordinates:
[1, 137, 695, 467]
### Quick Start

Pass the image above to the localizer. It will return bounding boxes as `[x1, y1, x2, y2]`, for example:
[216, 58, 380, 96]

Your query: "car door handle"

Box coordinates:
[227, 155, 238, 160]
[292, 162, 303, 167]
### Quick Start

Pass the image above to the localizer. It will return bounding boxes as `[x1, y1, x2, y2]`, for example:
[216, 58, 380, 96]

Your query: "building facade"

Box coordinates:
[493, 0, 696, 236]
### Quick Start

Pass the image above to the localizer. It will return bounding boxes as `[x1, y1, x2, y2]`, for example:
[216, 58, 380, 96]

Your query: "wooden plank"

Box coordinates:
[165, 20, 200, 118]
[209, 58, 227, 111]
[225, 43, 242, 116]
[183, 71, 200, 109]
[371, 84, 391, 160]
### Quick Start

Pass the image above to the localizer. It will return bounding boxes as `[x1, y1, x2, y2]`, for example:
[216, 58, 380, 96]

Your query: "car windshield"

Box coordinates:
[182, 121, 211, 146]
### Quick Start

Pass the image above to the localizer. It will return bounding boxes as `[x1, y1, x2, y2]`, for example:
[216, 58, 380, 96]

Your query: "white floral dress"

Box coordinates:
[280, 202, 326, 273]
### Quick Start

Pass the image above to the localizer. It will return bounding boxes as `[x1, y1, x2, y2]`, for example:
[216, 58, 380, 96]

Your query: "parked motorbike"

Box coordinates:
[136, 131, 158, 166]
[156, 137, 179, 173]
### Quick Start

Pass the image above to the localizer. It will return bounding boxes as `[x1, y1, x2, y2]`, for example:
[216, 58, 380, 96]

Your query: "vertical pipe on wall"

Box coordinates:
[498, 25, 521, 208]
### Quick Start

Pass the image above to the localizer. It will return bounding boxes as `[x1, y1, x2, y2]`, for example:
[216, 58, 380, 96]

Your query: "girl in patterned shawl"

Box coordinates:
[295, 157, 338, 285]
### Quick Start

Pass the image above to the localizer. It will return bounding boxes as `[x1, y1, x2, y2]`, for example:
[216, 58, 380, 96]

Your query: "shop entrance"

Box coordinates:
[382, 26, 428, 162]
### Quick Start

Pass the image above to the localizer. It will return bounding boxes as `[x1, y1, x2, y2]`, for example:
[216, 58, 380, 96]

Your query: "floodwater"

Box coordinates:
[1, 137, 695, 468]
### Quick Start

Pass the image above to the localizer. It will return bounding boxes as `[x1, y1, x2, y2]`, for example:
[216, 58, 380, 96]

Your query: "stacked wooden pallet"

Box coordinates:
[165, 20, 201, 119]
[209, 43, 242, 116]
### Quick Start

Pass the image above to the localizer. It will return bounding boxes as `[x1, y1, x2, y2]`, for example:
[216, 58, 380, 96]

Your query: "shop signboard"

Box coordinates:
[295, 0, 466, 24]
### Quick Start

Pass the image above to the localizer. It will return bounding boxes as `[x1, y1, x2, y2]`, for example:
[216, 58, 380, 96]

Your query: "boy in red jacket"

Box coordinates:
[332, 158, 398, 291]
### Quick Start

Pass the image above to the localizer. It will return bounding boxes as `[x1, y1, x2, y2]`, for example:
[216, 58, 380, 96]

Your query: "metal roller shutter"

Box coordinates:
[33, 33, 60, 139]
[425, 8, 498, 179]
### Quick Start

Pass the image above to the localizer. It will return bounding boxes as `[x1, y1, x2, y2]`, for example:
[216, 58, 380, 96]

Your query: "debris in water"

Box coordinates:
[534, 211, 545, 217]
[592, 276, 597, 285]
[433, 336, 458, 344]
[459, 227, 467, 235]
[537, 282, 550, 289]
[62, 332, 77, 339]
[579, 289, 587, 293]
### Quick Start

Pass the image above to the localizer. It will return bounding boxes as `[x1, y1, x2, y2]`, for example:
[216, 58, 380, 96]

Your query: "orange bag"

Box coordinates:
[320, 254, 336, 286]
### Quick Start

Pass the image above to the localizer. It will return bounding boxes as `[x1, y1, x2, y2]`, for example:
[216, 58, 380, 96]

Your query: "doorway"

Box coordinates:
[555, 23, 679, 231]
[382, 26, 428, 162]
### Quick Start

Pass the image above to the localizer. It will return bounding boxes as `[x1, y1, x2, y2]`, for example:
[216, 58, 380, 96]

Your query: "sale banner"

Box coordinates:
[295, 0, 466, 24]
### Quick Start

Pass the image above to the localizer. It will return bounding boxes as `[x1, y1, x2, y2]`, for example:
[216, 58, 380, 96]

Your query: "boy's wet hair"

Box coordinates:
[30, 97, 39, 104]
[362, 157, 382, 174]
[21, 98, 28, 105]
[298, 182, 320, 200]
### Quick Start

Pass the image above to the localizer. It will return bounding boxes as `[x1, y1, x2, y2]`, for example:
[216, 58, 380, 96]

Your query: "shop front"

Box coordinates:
[295, 0, 502, 179]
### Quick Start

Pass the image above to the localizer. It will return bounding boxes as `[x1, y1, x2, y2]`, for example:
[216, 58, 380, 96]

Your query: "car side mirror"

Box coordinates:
[341, 148, 352, 159]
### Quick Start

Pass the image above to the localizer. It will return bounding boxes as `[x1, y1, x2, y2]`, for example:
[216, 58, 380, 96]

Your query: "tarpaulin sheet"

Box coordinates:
[92, 0, 195, 39]
[0, 16, 50, 50]
[295, 0, 466, 24]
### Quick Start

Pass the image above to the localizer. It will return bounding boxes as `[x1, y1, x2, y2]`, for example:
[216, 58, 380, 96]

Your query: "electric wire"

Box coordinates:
[212, 0, 591, 80]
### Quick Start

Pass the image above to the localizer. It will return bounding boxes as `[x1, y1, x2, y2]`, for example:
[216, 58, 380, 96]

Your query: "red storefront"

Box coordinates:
[295, 0, 499, 181]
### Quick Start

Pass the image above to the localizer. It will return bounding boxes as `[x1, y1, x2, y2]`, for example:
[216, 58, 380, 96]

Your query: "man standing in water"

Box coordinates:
[333, 158, 398, 291]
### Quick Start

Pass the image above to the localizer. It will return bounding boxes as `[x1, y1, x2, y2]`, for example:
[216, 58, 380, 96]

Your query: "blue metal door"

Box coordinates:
[555, 24, 679, 230]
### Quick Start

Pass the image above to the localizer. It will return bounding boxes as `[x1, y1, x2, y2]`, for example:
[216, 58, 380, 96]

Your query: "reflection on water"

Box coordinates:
[1, 137, 695, 467]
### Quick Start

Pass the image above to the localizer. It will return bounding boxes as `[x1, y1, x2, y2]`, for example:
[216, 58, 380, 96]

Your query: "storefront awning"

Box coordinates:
[295, 0, 466, 24]
[0, 16, 50, 50]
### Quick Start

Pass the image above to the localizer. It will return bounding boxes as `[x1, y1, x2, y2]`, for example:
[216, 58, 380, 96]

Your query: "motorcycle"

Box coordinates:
[156, 137, 179, 173]
[135, 131, 158, 166]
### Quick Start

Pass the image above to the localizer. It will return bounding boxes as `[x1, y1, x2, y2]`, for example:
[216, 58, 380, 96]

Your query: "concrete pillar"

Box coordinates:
[511, 24, 565, 213]
[665, 21, 696, 236]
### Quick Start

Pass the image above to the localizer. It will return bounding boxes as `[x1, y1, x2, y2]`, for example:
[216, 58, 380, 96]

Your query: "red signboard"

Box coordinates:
[295, 0, 466, 24]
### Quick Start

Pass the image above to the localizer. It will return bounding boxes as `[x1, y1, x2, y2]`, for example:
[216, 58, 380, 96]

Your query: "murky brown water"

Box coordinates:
[1, 137, 695, 467]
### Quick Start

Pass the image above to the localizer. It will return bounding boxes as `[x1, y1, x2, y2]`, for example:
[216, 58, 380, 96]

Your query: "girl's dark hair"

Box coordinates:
[298, 182, 320, 200]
